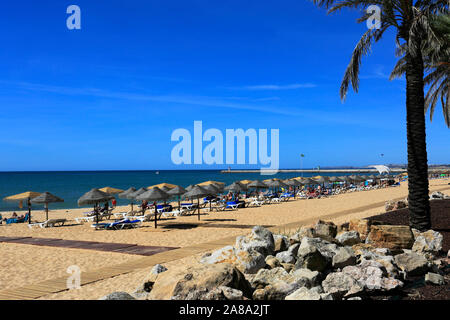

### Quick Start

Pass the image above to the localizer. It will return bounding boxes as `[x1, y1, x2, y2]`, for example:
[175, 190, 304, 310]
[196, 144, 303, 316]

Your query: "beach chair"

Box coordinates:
[91, 219, 142, 230]
[225, 201, 239, 210]
[28, 219, 67, 229]
[248, 198, 264, 207]
[6, 213, 29, 225]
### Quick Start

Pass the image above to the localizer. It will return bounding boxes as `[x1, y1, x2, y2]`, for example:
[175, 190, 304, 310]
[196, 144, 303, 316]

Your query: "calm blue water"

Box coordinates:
[0, 170, 352, 211]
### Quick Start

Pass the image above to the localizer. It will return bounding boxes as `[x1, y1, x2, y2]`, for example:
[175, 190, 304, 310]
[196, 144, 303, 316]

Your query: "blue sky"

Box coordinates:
[0, 0, 448, 171]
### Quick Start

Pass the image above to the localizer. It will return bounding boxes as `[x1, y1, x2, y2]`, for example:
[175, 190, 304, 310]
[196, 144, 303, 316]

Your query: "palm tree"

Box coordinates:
[312, 1, 448, 231]
[391, 13, 449, 127]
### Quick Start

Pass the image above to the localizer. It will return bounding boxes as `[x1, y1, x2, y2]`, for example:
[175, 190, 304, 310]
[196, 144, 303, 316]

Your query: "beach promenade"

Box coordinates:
[0, 178, 448, 300]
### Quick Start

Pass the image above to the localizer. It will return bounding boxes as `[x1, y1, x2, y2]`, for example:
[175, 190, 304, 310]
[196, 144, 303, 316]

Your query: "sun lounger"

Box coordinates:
[249, 198, 264, 207]
[6, 213, 29, 225]
[28, 219, 67, 229]
[91, 219, 142, 230]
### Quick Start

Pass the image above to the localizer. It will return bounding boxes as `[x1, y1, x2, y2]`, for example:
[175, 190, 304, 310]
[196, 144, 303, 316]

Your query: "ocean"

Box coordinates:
[0, 170, 351, 211]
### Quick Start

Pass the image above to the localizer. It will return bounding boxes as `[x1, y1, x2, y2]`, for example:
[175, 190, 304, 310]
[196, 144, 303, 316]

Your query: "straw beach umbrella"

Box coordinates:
[78, 188, 115, 224]
[148, 183, 177, 190]
[136, 187, 170, 229]
[247, 180, 268, 189]
[198, 181, 225, 187]
[99, 187, 124, 195]
[119, 187, 137, 213]
[167, 185, 186, 210]
[3, 191, 42, 224]
[183, 185, 209, 221]
[202, 184, 222, 211]
[30, 192, 64, 221]
[224, 182, 245, 193]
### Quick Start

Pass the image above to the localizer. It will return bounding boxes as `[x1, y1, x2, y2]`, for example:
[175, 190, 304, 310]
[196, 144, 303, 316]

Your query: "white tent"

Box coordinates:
[369, 165, 391, 175]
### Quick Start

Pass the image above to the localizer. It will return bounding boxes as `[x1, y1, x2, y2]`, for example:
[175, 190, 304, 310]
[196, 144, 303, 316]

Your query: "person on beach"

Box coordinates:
[2, 212, 18, 221]
[141, 200, 149, 214]
[99, 202, 109, 214]
[111, 198, 117, 208]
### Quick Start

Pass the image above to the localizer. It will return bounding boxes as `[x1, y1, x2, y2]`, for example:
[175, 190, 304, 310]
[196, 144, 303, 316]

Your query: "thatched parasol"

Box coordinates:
[183, 185, 209, 221]
[78, 189, 115, 224]
[3, 191, 42, 224]
[30, 192, 64, 221]
[136, 187, 170, 228]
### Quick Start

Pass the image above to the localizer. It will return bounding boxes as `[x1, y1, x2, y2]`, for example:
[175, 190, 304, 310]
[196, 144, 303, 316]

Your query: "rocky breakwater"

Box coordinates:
[101, 220, 448, 300]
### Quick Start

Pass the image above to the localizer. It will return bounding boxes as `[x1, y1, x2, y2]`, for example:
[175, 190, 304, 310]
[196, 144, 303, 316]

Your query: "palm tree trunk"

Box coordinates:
[405, 47, 431, 231]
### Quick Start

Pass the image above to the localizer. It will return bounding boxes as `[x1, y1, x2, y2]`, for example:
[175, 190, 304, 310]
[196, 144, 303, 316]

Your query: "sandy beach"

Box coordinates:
[0, 178, 449, 300]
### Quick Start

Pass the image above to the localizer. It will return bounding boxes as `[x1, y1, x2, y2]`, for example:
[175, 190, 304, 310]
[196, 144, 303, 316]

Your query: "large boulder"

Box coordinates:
[295, 245, 329, 272]
[314, 220, 338, 241]
[332, 247, 357, 269]
[200, 245, 266, 274]
[235, 226, 275, 257]
[148, 263, 253, 300]
[273, 234, 290, 252]
[276, 251, 296, 264]
[299, 237, 340, 261]
[412, 230, 443, 259]
[335, 231, 361, 246]
[393, 252, 429, 277]
[425, 272, 445, 285]
[290, 268, 320, 287]
[365, 225, 415, 253]
[289, 227, 315, 245]
[321, 272, 364, 299]
[348, 219, 373, 241]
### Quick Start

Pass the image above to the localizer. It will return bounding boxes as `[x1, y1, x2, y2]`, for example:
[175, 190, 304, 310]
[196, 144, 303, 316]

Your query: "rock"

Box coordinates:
[295, 245, 329, 272]
[385, 200, 395, 212]
[365, 225, 415, 253]
[299, 237, 339, 261]
[251, 267, 318, 299]
[281, 263, 294, 273]
[251, 267, 308, 289]
[285, 287, 321, 300]
[430, 191, 445, 200]
[346, 297, 362, 300]
[265, 256, 282, 269]
[200, 245, 266, 274]
[148, 263, 253, 300]
[287, 243, 300, 256]
[132, 272, 159, 299]
[275, 251, 296, 264]
[320, 293, 334, 300]
[332, 247, 357, 269]
[235, 226, 275, 257]
[290, 268, 320, 287]
[395, 200, 408, 209]
[151, 264, 168, 274]
[425, 272, 445, 285]
[314, 220, 337, 241]
[412, 230, 443, 259]
[342, 261, 403, 292]
[218, 286, 245, 300]
[252, 288, 267, 300]
[394, 252, 429, 277]
[348, 219, 372, 241]
[338, 222, 350, 233]
[99, 292, 136, 300]
[321, 272, 364, 299]
[335, 231, 361, 246]
[273, 235, 289, 252]
[289, 227, 315, 245]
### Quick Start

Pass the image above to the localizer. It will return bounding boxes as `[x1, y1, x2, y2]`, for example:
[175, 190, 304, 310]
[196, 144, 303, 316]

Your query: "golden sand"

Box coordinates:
[0, 178, 448, 300]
